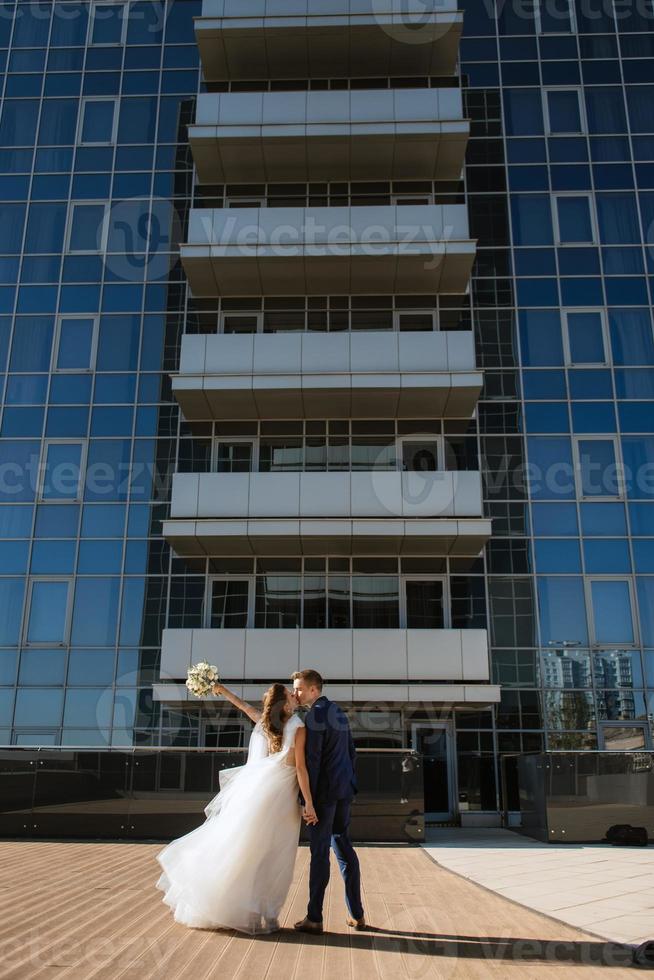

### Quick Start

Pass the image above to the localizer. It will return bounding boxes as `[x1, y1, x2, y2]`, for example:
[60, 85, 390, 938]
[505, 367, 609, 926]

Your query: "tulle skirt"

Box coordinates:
[155, 757, 302, 934]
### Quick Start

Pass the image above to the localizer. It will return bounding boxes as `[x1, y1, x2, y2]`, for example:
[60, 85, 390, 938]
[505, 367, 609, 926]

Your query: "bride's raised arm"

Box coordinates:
[211, 682, 261, 724]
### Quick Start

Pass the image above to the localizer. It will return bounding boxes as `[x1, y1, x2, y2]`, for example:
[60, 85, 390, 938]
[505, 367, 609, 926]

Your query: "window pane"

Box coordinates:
[557, 196, 592, 242]
[71, 578, 120, 645]
[352, 576, 399, 628]
[13, 688, 63, 727]
[19, 649, 66, 685]
[590, 580, 634, 644]
[255, 575, 301, 628]
[210, 579, 249, 628]
[566, 312, 605, 364]
[328, 575, 350, 628]
[548, 91, 581, 133]
[303, 575, 326, 628]
[57, 318, 95, 370]
[42, 443, 83, 501]
[537, 576, 588, 644]
[27, 581, 69, 644]
[91, 3, 125, 44]
[405, 580, 444, 628]
[81, 101, 115, 143]
[578, 439, 617, 497]
[69, 205, 105, 251]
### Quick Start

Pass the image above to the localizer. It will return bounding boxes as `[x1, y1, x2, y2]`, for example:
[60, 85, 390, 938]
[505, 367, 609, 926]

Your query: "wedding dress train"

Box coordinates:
[155, 713, 304, 934]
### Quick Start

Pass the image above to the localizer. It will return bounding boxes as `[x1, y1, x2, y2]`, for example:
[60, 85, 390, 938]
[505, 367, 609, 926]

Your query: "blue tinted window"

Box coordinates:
[584, 539, 630, 573]
[527, 437, 575, 499]
[585, 88, 627, 133]
[556, 195, 593, 243]
[619, 402, 654, 433]
[571, 402, 616, 433]
[0, 579, 25, 645]
[71, 578, 120, 646]
[35, 504, 79, 538]
[118, 97, 158, 143]
[13, 689, 63, 727]
[615, 368, 654, 399]
[1, 406, 44, 437]
[24, 203, 67, 254]
[0, 651, 17, 685]
[19, 649, 67, 685]
[0, 505, 33, 538]
[577, 438, 618, 496]
[5, 375, 48, 405]
[64, 687, 113, 727]
[565, 312, 606, 363]
[0, 101, 39, 146]
[41, 442, 83, 501]
[81, 100, 116, 143]
[49, 374, 93, 405]
[522, 370, 566, 399]
[519, 310, 563, 365]
[511, 195, 553, 245]
[67, 649, 115, 685]
[537, 576, 588, 645]
[629, 503, 654, 535]
[45, 406, 89, 438]
[96, 316, 140, 370]
[93, 374, 136, 403]
[56, 317, 95, 370]
[68, 204, 106, 251]
[30, 540, 76, 575]
[609, 309, 654, 365]
[38, 100, 78, 146]
[569, 369, 612, 400]
[81, 504, 125, 538]
[78, 540, 122, 574]
[85, 439, 131, 501]
[0, 441, 40, 503]
[525, 402, 569, 432]
[535, 539, 581, 572]
[531, 503, 578, 536]
[596, 192, 640, 244]
[503, 90, 544, 135]
[27, 580, 70, 645]
[0, 541, 29, 573]
[547, 90, 581, 133]
[590, 580, 634, 644]
[580, 502, 626, 536]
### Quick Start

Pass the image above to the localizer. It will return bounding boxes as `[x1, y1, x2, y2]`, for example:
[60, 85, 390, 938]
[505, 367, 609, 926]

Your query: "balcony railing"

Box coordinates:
[196, 0, 462, 81]
[181, 205, 476, 296]
[189, 89, 469, 182]
[173, 329, 482, 420]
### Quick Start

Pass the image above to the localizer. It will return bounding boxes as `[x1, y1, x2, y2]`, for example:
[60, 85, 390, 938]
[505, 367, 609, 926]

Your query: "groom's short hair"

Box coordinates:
[291, 669, 323, 691]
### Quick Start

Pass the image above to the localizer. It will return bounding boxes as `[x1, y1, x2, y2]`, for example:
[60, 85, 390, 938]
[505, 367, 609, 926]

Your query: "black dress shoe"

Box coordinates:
[294, 916, 324, 934]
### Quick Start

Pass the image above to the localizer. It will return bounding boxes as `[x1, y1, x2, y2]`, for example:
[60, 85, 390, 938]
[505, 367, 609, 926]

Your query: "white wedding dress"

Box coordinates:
[155, 713, 304, 934]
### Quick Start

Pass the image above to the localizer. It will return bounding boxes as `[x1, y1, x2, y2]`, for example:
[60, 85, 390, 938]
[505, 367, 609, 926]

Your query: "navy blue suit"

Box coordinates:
[299, 695, 363, 923]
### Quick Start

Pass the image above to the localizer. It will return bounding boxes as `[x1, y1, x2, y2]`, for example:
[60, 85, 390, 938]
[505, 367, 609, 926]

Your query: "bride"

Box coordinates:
[155, 681, 316, 934]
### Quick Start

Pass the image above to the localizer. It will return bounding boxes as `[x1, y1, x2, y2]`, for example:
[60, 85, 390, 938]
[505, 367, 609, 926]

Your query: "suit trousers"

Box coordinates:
[306, 798, 364, 923]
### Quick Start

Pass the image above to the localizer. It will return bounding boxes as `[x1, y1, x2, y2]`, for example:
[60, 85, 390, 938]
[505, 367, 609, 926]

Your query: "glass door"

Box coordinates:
[215, 440, 255, 473]
[402, 577, 446, 628]
[400, 437, 441, 472]
[207, 577, 253, 628]
[412, 723, 455, 820]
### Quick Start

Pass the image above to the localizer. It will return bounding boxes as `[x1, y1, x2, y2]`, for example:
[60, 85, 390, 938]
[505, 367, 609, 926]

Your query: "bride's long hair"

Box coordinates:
[260, 683, 290, 753]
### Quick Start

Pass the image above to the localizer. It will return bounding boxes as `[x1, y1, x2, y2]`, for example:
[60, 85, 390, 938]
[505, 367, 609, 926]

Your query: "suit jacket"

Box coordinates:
[299, 696, 358, 805]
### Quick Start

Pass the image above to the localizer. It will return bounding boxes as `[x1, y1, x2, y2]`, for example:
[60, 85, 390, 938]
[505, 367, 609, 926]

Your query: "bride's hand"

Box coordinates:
[302, 804, 318, 825]
[212, 682, 225, 696]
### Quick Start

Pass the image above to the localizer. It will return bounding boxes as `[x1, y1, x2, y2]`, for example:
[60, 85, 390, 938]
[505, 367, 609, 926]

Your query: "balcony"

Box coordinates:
[156, 627, 501, 705]
[163, 470, 491, 555]
[189, 90, 469, 183]
[181, 205, 476, 296]
[196, 0, 463, 81]
[173, 330, 482, 420]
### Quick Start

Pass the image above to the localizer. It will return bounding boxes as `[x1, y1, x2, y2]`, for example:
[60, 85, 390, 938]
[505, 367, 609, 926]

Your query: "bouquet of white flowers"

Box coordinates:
[186, 661, 220, 698]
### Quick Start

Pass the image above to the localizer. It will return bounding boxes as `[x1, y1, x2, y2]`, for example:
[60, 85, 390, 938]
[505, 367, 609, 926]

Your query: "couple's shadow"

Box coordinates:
[254, 925, 635, 967]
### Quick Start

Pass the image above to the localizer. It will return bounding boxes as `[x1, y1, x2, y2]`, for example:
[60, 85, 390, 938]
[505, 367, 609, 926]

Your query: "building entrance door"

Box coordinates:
[412, 723, 455, 820]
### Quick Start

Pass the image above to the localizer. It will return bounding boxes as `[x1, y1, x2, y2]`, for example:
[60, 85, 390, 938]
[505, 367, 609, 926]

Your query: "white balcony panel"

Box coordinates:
[160, 626, 490, 685]
[164, 470, 490, 556]
[173, 330, 481, 421]
[170, 471, 483, 521]
[190, 89, 468, 182]
[197, 0, 462, 81]
[181, 205, 476, 297]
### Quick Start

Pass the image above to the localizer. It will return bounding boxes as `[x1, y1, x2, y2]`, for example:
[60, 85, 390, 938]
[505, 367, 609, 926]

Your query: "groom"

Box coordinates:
[291, 669, 366, 934]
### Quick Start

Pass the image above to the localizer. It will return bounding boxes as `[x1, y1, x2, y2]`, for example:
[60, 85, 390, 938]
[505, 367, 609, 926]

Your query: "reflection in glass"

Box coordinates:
[352, 576, 399, 628]
[545, 690, 595, 731]
[210, 579, 249, 629]
[577, 438, 618, 497]
[541, 647, 591, 688]
[593, 648, 642, 688]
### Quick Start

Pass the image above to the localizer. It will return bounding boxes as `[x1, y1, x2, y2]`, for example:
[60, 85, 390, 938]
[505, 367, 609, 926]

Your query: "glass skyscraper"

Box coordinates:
[0, 0, 653, 824]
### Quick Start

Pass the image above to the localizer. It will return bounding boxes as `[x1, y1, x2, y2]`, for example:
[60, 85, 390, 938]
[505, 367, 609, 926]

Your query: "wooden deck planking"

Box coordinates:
[0, 840, 638, 979]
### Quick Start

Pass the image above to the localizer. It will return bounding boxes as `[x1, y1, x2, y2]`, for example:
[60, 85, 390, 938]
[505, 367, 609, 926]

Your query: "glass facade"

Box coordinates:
[0, 0, 653, 819]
